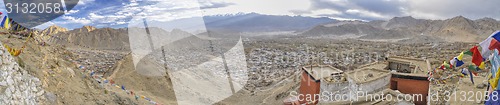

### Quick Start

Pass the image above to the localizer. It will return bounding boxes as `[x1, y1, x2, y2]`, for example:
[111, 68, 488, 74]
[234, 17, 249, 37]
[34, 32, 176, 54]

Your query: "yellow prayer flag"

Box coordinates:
[490, 67, 500, 89]
[458, 52, 464, 60]
[4, 18, 9, 29]
[479, 62, 486, 70]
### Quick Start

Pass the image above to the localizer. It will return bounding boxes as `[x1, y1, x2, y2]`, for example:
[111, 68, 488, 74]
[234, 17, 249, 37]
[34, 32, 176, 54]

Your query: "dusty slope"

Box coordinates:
[0, 34, 141, 104]
[107, 54, 178, 105]
[216, 73, 300, 105]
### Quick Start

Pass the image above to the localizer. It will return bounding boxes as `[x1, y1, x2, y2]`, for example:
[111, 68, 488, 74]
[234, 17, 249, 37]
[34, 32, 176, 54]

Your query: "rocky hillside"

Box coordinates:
[45, 26, 198, 52]
[302, 16, 500, 42]
[47, 26, 130, 51]
[34, 25, 69, 43]
[39, 25, 69, 36]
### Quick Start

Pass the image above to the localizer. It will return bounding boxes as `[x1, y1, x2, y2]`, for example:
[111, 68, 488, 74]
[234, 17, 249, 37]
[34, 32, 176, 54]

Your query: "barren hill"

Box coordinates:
[302, 16, 500, 42]
[39, 25, 69, 36]
[45, 26, 198, 52]
[47, 26, 129, 51]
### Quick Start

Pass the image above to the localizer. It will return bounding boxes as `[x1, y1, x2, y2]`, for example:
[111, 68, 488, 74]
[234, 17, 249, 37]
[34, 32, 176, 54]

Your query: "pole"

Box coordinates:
[142, 18, 155, 51]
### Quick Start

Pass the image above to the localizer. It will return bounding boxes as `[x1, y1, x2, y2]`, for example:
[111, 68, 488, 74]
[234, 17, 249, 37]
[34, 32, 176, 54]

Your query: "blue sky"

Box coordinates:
[0, 0, 499, 30]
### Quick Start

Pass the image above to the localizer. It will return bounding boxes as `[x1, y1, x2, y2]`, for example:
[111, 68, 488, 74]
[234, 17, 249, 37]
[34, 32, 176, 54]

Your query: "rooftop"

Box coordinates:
[357, 62, 387, 70]
[345, 68, 390, 83]
[386, 56, 431, 76]
[302, 65, 343, 81]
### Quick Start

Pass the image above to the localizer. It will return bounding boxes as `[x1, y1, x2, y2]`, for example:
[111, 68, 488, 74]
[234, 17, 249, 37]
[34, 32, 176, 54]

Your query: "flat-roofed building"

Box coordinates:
[385, 56, 431, 105]
[287, 56, 431, 105]
[296, 65, 344, 105]
[355, 56, 431, 105]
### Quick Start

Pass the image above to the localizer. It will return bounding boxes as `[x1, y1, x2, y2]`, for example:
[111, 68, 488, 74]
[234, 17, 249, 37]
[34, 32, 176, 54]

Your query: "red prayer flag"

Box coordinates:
[490, 38, 500, 52]
[471, 46, 483, 66]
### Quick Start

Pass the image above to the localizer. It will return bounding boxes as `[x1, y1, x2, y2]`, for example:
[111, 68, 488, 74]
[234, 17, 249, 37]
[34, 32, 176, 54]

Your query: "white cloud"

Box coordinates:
[78, 0, 95, 5]
[92, 0, 205, 23]
[201, 0, 311, 16]
[311, 9, 343, 16]
[66, 10, 79, 15]
[60, 16, 91, 24]
[406, 0, 500, 20]
[345, 9, 388, 19]
[88, 13, 103, 19]
[116, 21, 127, 25]
[296, 0, 500, 20]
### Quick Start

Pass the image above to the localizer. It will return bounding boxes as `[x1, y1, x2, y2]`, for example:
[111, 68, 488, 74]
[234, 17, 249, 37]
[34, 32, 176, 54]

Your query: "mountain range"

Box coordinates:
[302, 16, 500, 42]
[142, 13, 337, 33]
[39, 14, 500, 49]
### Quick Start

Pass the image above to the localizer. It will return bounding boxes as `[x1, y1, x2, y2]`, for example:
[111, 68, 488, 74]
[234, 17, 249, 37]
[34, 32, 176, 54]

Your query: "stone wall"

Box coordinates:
[319, 81, 350, 102]
[347, 74, 391, 100]
[0, 42, 44, 104]
[357, 75, 391, 94]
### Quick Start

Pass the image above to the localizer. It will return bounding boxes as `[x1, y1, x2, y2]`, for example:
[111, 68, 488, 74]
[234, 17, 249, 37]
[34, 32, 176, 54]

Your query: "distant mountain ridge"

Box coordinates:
[145, 12, 337, 33]
[302, 16, 500, 42]
[203, 13, 336, 33]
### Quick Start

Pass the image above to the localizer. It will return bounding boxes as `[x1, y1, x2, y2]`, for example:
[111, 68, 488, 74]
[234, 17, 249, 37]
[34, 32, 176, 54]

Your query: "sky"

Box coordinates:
[0, 0, 499, 30]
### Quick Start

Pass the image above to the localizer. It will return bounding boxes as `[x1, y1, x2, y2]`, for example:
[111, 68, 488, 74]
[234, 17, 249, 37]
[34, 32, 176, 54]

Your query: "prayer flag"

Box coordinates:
[489, 38, 500, 53]
[468, 65, 478, 76]
[461, 68, 468, 76]
[479, 62, 486, 70]
[492, 49, 500, 76]
[0, 16, 7, 29]
[470, 46, 483, 66]
[493, 31, 500, 45]
[458, 52, 464, 60]
[2, 16, 9, 29]
[450, 57, 457, 67]
[480, 31, 500, 59]
[443, 61, 451, 69]
[490, 70, 500, 90]
[464, 50, 473, 56]
[455, 57, 464, 67]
